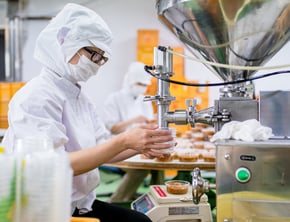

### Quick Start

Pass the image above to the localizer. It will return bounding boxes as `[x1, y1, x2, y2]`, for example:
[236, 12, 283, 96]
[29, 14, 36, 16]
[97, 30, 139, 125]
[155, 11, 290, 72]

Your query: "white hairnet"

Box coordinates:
[123, 62, 152, 88]
[34, 3, 113, 77]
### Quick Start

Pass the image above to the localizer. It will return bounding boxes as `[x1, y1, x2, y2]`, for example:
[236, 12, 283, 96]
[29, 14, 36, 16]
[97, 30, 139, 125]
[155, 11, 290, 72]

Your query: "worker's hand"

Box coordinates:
[119, 124, 174, 155]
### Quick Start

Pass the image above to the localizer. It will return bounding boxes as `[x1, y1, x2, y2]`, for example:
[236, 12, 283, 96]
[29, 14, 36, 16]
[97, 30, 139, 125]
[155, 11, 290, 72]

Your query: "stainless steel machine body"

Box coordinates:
[216, 140, 290, 221]
[259, 90, 290, 138]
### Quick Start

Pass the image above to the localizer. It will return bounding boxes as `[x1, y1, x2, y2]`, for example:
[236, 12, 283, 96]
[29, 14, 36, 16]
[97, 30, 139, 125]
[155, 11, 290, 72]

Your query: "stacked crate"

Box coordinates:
[0, 82, 25, 128]
[137, 29, 159, 65]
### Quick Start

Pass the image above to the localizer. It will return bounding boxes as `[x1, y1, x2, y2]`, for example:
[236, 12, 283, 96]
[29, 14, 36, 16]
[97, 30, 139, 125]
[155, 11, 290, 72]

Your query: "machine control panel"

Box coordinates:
[235, 167, 251, 183]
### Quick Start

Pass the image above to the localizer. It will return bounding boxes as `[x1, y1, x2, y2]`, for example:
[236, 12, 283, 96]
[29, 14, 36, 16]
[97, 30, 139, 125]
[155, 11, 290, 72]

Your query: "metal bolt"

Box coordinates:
[224, 153, 231, 160]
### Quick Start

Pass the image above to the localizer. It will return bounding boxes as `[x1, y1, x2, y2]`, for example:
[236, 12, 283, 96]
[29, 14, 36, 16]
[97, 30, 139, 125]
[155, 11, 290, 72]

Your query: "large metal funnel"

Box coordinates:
[156, 0, 290, 82]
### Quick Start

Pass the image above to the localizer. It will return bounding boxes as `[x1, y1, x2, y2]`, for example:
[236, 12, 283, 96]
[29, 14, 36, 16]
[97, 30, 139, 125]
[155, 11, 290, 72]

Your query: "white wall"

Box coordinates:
[21, 0, 290, 115]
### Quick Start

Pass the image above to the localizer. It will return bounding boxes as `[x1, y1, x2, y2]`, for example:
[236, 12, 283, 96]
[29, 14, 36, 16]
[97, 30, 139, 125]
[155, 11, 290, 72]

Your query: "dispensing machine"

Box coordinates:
[146, 0, 290, 132]
[137, 1, 290, 222]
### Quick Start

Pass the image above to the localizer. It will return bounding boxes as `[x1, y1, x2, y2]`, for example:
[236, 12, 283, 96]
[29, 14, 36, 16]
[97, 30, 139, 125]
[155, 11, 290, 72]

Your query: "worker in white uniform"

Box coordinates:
[102, 61, 164, 203]
[2, 3, 173, 222]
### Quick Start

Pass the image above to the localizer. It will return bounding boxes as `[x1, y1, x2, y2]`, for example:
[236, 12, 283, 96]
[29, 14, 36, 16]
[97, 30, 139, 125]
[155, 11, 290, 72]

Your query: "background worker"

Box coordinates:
[102, 61, 164, 203]
[2, 4, 173, 222]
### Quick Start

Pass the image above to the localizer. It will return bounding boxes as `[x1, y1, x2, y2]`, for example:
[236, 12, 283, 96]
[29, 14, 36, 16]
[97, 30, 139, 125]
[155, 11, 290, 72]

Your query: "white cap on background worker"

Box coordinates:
[123, 61, 152, 98]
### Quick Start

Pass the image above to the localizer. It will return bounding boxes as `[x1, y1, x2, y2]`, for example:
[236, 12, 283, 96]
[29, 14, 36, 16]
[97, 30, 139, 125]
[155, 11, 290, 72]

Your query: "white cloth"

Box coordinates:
[210, 119, 274, 142]
[2, 3, 113, 214]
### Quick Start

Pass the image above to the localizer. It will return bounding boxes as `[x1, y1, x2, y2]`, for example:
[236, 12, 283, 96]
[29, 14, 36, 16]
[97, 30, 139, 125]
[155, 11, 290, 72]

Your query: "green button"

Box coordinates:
[236, 167, 251, 183]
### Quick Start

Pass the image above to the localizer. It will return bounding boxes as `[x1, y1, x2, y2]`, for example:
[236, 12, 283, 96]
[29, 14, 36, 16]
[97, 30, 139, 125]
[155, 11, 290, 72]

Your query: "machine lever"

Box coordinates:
[191, 167, 214, 204]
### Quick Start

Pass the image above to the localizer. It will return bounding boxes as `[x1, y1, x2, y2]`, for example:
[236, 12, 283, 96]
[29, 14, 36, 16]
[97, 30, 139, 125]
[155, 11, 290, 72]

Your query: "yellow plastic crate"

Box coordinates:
[70, 217, 100, 222]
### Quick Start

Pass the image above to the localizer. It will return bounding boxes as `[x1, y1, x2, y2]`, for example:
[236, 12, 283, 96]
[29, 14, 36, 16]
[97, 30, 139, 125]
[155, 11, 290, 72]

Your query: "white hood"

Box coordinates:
[122, 61, 152, 89]
[33, 3, 113, 80]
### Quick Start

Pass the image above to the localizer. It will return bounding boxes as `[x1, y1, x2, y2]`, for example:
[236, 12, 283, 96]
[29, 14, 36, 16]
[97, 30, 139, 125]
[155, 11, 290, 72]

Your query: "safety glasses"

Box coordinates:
[83, 47, 108, 65]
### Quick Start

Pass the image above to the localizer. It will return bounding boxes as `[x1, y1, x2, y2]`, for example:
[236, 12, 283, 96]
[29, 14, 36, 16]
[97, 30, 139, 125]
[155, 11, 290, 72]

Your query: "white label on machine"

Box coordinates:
[169, 206, 200, 215]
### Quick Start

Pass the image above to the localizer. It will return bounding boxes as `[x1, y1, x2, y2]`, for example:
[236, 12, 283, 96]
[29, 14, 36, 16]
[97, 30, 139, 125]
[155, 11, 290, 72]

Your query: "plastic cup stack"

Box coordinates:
[0, 155, 16, 222]
[13, 137, 73, 222]
[14, 136, 53, 155]
[153, 127, 176, 155]
[22, 152, 72, 222]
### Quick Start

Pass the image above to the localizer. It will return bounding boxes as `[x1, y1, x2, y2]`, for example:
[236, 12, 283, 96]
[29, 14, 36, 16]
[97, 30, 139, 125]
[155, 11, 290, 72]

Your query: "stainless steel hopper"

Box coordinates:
[156, 0, 290, 82]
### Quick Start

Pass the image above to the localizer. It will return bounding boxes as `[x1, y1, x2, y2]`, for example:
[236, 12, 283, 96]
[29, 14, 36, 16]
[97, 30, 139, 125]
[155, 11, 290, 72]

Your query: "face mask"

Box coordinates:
[130, 85, 147, 97]
[68, 54, 100, 82]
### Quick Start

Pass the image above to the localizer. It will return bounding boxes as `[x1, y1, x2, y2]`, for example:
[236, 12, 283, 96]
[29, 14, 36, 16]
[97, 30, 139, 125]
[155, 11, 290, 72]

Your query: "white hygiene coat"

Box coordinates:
[102, 62, 154, 132]
[2, 3, 113, 214]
